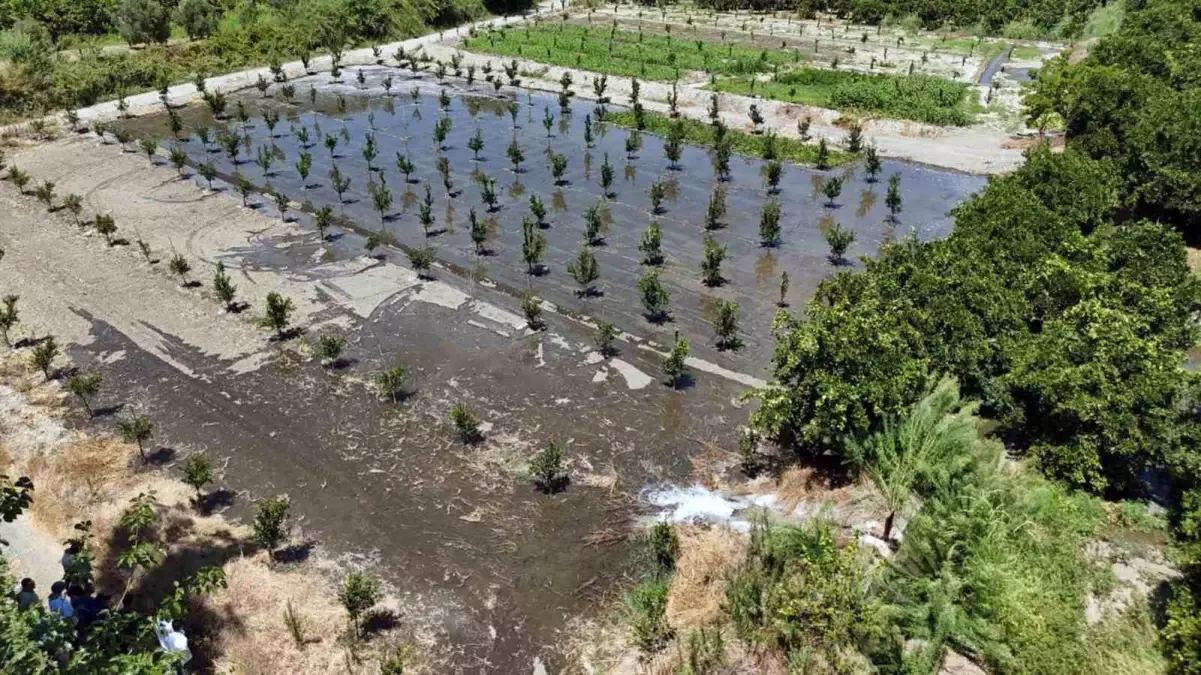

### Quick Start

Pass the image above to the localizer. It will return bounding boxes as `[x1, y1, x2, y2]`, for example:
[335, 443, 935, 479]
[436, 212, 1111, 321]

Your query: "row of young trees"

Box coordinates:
[134, 58, 894, 364]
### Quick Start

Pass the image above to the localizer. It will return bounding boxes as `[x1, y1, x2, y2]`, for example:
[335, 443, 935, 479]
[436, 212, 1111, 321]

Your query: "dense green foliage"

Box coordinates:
[751, 0, 1201, 667]
[754, 145, 1200, 494]
[712, 67, 974, 125]
[720, 379, 1155, 672]
[0, 0, 504, 118]
[1025, 0, 1201, 240]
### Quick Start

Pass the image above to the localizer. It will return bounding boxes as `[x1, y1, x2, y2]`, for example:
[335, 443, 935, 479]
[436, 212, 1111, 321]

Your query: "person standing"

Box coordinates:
[15, 578, 38, 610]
[46, 581, 76, 624]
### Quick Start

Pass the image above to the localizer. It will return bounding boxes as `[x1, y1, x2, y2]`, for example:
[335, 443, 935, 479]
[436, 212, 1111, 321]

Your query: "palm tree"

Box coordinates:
[844, 376, 981, 543]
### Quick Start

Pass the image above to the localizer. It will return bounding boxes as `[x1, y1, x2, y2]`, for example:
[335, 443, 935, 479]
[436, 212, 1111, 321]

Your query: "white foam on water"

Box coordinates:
[644, 484, 745, 526]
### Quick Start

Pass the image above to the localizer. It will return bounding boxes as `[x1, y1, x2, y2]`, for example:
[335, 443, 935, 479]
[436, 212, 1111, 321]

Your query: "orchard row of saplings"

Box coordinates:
[1, 52, 902, 491]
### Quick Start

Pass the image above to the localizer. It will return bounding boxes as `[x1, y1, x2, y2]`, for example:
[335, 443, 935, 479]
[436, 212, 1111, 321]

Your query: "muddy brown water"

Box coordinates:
[115, 68, 984, 377]
[97, 71, 983, 670]
[62, 286, 746, 672]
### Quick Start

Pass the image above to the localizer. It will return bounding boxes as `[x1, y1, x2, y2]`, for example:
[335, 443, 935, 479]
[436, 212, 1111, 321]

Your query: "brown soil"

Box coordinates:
[0, 135, 749, 672]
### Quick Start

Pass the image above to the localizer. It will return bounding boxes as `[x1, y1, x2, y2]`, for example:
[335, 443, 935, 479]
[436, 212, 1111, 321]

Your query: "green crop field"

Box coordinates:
[710, 68, 977, 126]
[465, 23, 803, 81]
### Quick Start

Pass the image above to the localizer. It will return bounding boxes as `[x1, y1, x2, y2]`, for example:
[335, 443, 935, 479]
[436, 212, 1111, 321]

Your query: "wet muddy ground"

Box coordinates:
[0, 139, 753, 672]
[60, 303, 746, 671]
[117, 69, 985, 375]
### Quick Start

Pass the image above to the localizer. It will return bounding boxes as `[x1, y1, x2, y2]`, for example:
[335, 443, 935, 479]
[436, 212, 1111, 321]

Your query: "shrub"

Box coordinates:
[629, 580, 672, 652]
[647, 522, 679, 572]
[115, 0, 171, 46]
[529, 442, 566, 493]
[173, 0, 218, 40]
[449, 402, 482, 443]
[182, 453, 212, 496]
[339, 571, 380, 639]
[252, 496, 290, 554]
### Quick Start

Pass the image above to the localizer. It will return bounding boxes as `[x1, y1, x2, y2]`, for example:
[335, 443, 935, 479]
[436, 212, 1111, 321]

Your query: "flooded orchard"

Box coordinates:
[119, 67, 985, 372]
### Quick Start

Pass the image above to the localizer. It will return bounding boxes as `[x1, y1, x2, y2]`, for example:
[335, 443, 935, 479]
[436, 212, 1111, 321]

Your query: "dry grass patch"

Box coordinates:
[198, 554, 360, 675]
[666, 525, 745, 630]
[25, 434, 140, 538]
[1187, 246, 1201, 274]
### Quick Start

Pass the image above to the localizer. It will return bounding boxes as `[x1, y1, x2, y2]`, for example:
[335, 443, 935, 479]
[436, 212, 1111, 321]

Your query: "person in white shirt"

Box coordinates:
[46, 581, 76, 624]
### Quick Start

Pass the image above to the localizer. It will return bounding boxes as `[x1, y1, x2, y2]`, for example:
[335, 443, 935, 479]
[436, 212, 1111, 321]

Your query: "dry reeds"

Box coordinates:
[666, 525, 746, 630]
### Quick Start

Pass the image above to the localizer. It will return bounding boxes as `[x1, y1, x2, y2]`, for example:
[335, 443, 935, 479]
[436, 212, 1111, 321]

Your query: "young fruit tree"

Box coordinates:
[315, 333, 346, 366]
[712, 300, 743, 351]
[521, 293, 544, 330]
[32, 336, 58, 380]
[252, 496, 290, 557]
[701, 234, 727, 287]
[166, 253, 193, 287]
[183, 453, 213, 498]
[339, 572, 380, 640]
[94, 214, 118, 245]
[759, 198, 782, 247]
[595, 320, 618, 356]
[262, 292, 295, 338]
[119, 415, 154, 463]
[469, 208, 488, 255]
[376, 363, 407, 402]
[822, 176, 843, 207]
[0, 295, 19, 347]
[581, 199, 607, 246]
[213, 262, 237, 310]
[407, 246, 435, 278]
[824, 222, 857, 265]
[567, 247, 600, 297]
[450, 402, 483, 444]
[638, 269, 671, 323]
[529, 194, 547, 226]
[67, 372, 103, 416]
[864, 145, 882, 182]
[640, 221, 664, 266]
[886, 172, 902, 220]
[663, 332, 690, 389]
[522, 217, 546, 275]
[529, 442, 567, 494]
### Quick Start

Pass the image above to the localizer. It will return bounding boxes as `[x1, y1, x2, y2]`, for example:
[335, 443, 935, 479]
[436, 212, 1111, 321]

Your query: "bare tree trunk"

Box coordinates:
[883, 511, 895, 543]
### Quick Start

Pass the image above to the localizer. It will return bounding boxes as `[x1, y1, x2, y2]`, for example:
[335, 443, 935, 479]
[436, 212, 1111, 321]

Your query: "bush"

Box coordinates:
[629, 579, 672, 652]
[339, 571, 380, 639]
[449, 402, 482, 443]
[115, 0, 170, 46]
[529, 442, 565, 493]
[174, 0, 219, 40]
[647, 522, 679, 572]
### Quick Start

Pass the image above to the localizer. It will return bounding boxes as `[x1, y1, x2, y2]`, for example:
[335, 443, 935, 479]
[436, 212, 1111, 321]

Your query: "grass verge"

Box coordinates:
[709, 68, 976, 126]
